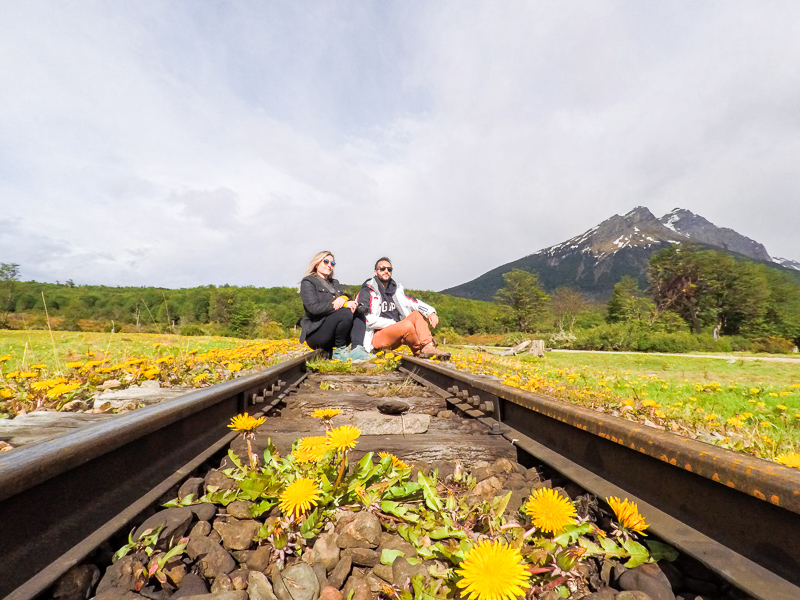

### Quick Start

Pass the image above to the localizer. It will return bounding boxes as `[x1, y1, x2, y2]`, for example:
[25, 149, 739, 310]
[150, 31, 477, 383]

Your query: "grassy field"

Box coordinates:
[0, 330, 304, 419]
[0, 330, 255, 373]
[3, 328, 799, 465]
[450, 348, 800, 463]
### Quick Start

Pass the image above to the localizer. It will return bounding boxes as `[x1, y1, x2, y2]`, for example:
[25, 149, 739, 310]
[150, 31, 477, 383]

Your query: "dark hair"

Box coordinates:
[374, 257, 392, 269]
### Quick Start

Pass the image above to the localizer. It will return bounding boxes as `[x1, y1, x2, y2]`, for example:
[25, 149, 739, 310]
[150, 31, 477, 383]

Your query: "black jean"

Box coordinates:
[350, 313, 366, 348]
[305, 308, 355, 352]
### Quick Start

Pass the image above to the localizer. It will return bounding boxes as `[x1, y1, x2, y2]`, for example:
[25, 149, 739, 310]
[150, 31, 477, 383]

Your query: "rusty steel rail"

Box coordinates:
[399, 356, 800, 600]
[0, 351, 315, 600]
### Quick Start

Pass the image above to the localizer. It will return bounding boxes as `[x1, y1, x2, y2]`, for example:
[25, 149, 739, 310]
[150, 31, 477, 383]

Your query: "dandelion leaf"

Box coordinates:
[380, 548, 405, 565]
[622, 539, 650, 568]
[645, 540, 679, 562]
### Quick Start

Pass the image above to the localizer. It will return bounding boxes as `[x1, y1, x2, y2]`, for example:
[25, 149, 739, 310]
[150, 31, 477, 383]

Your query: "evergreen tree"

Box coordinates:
[494, 269, 549, 332]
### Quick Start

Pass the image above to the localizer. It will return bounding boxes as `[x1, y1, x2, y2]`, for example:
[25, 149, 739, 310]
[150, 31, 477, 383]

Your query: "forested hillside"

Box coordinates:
[0, 277, 506, 338]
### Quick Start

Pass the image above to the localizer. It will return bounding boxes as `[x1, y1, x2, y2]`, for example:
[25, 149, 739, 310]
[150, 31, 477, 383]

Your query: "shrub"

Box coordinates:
[634, 331, 697, 353]
[547, 330, 576, 349]
[501, 332, 530, 347]
[435, 326, 464, 345]
[751, 337, 795, 354]
[726, 336, 754, 352]
[256, 321, 285, 340]
[180, 324, 206, 336]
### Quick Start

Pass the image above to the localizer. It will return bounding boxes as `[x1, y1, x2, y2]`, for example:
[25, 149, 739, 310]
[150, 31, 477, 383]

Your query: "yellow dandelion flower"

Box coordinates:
[326, 425, 360, 452]
[379, 452, 410, 469]
[750, 388, 760, 394]
[47, 382, 81, 399]
[607, 497, 648, 534]
[770, 393, 779, 397]
[311, 408, 342, 419]
[226, 362, 243, 372]
[228, 413, 266, 432]
[780, 391, 791, 396]
[31, 378, 67, 391]
[142, 368, 160, 379]
[6, 371, 19, 379]
[704, 414, 717, 421]
[777, 405, 788, 411]
[30, 364, 46, 370]
[193, 373, 210, 383]
[523, 488, 577, 534]
[775, 453, 800, 469]
[642, 399, 658, 408]
[279, 478, 321, 517]
[727, 416, 744, 428]
[1, 389, 13, 398]
[293, 436, 331, 462]
[0, 355, 10, 362]
[19, 372, 37, 379]
[455, 540, 530, 600]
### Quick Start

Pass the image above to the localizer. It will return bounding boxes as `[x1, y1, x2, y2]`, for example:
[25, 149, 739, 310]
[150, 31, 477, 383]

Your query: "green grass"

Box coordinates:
[0, 330, 252, 373]
[0, 330, 304, 417]
[533, 351, 800, 388]
[450, 348, 800, 461]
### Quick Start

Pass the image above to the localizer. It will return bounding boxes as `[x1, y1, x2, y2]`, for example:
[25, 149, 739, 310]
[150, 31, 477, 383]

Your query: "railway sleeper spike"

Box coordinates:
[479, 401, 494, 413]
[447, 385, 459, 395]
[468, 394, 480, 406]
[458, 389, 470, 399]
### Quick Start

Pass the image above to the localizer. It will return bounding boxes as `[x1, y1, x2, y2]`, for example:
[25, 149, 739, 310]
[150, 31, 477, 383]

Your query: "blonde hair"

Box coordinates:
[303, 250, 335, 279]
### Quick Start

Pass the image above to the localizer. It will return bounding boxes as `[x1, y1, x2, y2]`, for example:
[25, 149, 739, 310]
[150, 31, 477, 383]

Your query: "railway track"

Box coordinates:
[1, 351, 799, 600]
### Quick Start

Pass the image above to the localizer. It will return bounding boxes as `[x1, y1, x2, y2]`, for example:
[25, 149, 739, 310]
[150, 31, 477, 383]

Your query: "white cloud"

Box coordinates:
[0, 1, 798, 292]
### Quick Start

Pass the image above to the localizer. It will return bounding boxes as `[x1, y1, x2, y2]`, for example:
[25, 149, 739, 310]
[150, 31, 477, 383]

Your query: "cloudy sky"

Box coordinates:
[1, 1, 798, 291]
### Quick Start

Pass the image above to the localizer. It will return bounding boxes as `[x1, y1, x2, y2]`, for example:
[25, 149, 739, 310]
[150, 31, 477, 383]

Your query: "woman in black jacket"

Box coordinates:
[299, 251, 365, 360]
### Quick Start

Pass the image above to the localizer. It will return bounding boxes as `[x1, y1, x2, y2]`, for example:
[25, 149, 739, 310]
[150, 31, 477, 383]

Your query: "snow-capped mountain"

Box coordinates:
[442, 207, 798, 300]
[772, 257, 800, 272]
[659, 208, 772, 263]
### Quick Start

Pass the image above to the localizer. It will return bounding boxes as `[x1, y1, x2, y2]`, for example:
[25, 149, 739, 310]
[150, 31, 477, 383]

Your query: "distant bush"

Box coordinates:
[435, 327, 464, 345]
[570, 323, 756, 354]
[634, 331, 697, 353]
[751, 337, 795, 354]
[180, 324, 205, 336]
[501, 332, 530, 347]
[255, 321, 285, 340]
[546, 330, 577, 349]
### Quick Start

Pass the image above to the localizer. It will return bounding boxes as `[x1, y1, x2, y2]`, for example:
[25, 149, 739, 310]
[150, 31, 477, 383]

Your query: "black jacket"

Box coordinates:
[299, 274, 347, 343]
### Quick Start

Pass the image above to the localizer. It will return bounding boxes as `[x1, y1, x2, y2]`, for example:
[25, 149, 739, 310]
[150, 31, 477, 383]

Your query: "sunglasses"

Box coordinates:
[322, 258, 336, 266]
[377, 266, 393, 272]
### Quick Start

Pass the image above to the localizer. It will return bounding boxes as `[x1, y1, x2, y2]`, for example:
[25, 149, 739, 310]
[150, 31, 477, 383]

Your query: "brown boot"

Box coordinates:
[417, 343, 450, 361]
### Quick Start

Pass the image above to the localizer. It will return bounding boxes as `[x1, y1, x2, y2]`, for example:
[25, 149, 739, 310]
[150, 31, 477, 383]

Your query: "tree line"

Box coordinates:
[492, 246, 800, 350]
[0, 268, 507, 338]
[2, 246, 799, 350]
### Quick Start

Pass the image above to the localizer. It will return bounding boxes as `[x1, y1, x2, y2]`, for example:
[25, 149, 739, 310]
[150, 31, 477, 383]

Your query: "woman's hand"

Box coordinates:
[333, 296, 347, 310]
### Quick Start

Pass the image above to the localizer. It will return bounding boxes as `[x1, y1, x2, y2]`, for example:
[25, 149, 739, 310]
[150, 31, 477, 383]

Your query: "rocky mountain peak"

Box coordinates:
[442, 206, 799, 301]
[541, 206, 685, 260]
[659, 208, 772, 262]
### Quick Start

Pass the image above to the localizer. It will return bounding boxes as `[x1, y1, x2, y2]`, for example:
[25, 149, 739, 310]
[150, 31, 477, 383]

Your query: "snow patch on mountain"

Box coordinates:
[773, 257, 800, 271]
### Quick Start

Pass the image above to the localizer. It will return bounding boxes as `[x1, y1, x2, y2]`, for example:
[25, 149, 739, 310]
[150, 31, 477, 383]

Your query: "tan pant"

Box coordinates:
[372, 311, 433, 354]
